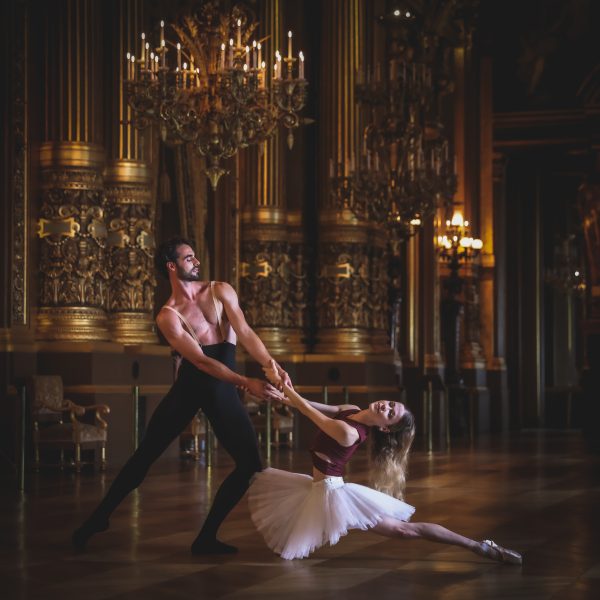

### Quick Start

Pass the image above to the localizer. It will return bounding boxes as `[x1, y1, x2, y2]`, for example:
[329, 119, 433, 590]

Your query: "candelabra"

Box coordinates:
[125, 2, 308, 190]
[330, 6, 461, 240]
[437, 210, 482, 385]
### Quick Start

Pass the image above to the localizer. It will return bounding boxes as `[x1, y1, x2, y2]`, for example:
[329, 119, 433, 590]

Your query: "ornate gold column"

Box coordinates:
[238, 0, 307, 353]
[316, 0, 377, 354]
[36, 0, 108, 340]
[105, 0, 157, 344]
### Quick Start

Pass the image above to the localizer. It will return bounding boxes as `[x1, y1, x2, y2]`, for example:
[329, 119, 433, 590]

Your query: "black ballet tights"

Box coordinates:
[74, 348, 262, 552]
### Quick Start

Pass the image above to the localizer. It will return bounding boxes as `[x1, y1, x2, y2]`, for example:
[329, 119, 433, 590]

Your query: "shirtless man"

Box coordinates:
[72, 236, 287, 555]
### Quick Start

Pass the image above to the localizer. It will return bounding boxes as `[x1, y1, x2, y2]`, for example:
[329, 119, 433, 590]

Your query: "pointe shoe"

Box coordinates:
[481, 539, 523, 565]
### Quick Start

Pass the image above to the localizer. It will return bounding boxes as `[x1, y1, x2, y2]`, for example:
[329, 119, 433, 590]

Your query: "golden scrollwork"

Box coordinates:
[11, 0, 27, 325]
[369, 240, 390, 333]
[239, 238, 308, 348]
[317, 242, 370, 330]
[37, 162, 109, 317]
[105, 160, 157, 344]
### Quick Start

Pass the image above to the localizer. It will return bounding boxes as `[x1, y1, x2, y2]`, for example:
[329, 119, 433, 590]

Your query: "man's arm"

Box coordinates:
[156, 308, 280, 400]
[216, 282, 291, 385]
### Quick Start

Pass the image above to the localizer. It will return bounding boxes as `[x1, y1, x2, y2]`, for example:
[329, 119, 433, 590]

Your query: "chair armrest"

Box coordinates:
[67, 401, 110, 429]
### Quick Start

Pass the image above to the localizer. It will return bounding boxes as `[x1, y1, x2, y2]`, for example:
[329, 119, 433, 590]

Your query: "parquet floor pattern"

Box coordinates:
[1, 431, 599, 599]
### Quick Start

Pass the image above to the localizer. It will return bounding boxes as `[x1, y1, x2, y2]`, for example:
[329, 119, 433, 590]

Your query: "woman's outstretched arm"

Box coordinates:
[264, 361, 359, 447]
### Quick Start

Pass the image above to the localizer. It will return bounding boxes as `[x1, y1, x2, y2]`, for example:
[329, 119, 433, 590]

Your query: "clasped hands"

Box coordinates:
[243, 360, 291, 403]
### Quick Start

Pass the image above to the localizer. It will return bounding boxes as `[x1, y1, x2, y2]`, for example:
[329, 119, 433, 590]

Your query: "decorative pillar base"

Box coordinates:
[314, 328, 373, 355]
[109, 312, 158, 345]
[254, 327, 306, 355]
[36, 307, 110, 341]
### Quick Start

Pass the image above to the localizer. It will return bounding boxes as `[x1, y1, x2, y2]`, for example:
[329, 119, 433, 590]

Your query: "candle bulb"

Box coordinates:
[260, 60, 266, 87]
[126, 52, 131, 80]
[220, 43, 225, 71]
[228, 39, 234, 67]
[287, 30, 292, 60]
[245, 45, 250, 68]
[177, 42, 181, 70]
[161, 39, 166, 67]
[237, 19, 241, 47]
[257, 42, 262, 68]
[145, 42, 149, 69]
[183, 61, 187, 88]
[141, 32, 145, 62]
[299, 51, 304, 79]
[160, 20, 164, 45]
[252, 40, 257, 68]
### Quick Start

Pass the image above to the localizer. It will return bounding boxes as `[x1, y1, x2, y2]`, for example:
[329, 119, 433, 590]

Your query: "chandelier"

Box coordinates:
[125, 2, 308, 190]
[330, 6, 468, 240]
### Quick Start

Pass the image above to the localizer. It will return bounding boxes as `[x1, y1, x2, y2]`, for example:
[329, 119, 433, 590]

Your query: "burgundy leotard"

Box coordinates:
[310, 409, 370, 476]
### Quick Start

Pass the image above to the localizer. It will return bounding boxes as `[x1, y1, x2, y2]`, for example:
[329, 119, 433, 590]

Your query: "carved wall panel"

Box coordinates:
[36, 143, 110, 340]
[239, 228, 308, 354]
[317, 241, 370, 329]
[105, 161, 157, 344]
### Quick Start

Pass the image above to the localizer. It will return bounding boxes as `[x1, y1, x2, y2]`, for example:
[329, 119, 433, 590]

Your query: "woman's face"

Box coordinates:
[368, 400, 405, 430]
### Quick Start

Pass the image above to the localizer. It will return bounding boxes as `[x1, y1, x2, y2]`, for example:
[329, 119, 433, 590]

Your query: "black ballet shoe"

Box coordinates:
[190, 538, 238, 555]
[71, 518, 109, 551]
[480, 539, 523, 565]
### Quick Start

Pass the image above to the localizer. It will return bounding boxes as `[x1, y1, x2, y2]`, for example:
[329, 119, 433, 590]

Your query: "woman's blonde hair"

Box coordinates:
[369, 410, 416, 500]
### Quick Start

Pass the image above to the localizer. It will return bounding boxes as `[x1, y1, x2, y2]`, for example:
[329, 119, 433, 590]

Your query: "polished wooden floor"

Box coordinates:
[1, 430, 599, 599]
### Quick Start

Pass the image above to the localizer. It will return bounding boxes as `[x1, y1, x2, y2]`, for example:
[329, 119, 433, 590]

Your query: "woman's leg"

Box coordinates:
[371, 517, 521, 564]
[191, 385, 262, 554]
[372, 517, 479, 551]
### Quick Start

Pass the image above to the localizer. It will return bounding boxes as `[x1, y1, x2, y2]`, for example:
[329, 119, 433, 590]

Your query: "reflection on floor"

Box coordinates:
[1, 430, 599, 599]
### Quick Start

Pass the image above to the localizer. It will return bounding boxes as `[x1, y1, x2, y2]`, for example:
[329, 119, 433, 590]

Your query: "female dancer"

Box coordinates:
[248, 361, 522, 565]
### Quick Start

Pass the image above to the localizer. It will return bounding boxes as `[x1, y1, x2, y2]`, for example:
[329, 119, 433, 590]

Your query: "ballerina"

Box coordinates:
[248, 360, 522, 565]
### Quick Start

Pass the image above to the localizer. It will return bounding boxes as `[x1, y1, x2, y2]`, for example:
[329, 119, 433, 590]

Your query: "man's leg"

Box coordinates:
[191, 387, 262, 554]
[72, 383, 198, 550]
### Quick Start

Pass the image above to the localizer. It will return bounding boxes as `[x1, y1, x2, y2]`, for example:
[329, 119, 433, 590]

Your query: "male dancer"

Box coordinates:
[73, 236, 287, 554]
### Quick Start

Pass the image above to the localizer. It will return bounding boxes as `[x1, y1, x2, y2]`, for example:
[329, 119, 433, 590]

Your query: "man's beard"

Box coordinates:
[176, 264, 201, 281]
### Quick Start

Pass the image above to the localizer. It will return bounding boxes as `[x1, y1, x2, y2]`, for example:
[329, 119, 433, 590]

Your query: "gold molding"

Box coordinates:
[313, 328, 373, 354]
[36, 307, 110, 342]
[104, 159, 152, 185]
[108, 312, 158, 345]
[39, 141, 105, 169]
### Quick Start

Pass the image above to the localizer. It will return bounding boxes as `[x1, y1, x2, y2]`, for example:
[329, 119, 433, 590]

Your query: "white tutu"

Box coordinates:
[248, 467, 415, 560]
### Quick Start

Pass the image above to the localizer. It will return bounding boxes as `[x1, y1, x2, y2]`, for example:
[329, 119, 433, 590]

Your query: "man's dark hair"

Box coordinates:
[154, 236, 193, 279]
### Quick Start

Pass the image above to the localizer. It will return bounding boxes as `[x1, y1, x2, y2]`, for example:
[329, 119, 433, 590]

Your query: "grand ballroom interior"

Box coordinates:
[1, 0, 600, 598]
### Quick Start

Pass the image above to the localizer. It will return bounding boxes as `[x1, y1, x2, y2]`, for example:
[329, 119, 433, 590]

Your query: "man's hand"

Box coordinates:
[244, 377, 282, 401]
[263, 359, 293, 391]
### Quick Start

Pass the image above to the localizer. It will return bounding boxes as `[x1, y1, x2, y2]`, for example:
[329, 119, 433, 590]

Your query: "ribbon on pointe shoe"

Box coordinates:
[481, 539, 523, 565]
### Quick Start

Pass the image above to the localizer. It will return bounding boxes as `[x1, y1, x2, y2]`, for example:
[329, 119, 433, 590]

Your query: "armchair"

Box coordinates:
[27, 375, 110, 472]
[245, 393, 294, 448]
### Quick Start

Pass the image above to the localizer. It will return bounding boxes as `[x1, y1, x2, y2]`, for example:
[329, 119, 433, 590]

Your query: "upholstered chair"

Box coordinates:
[27, 375, 110, 472]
